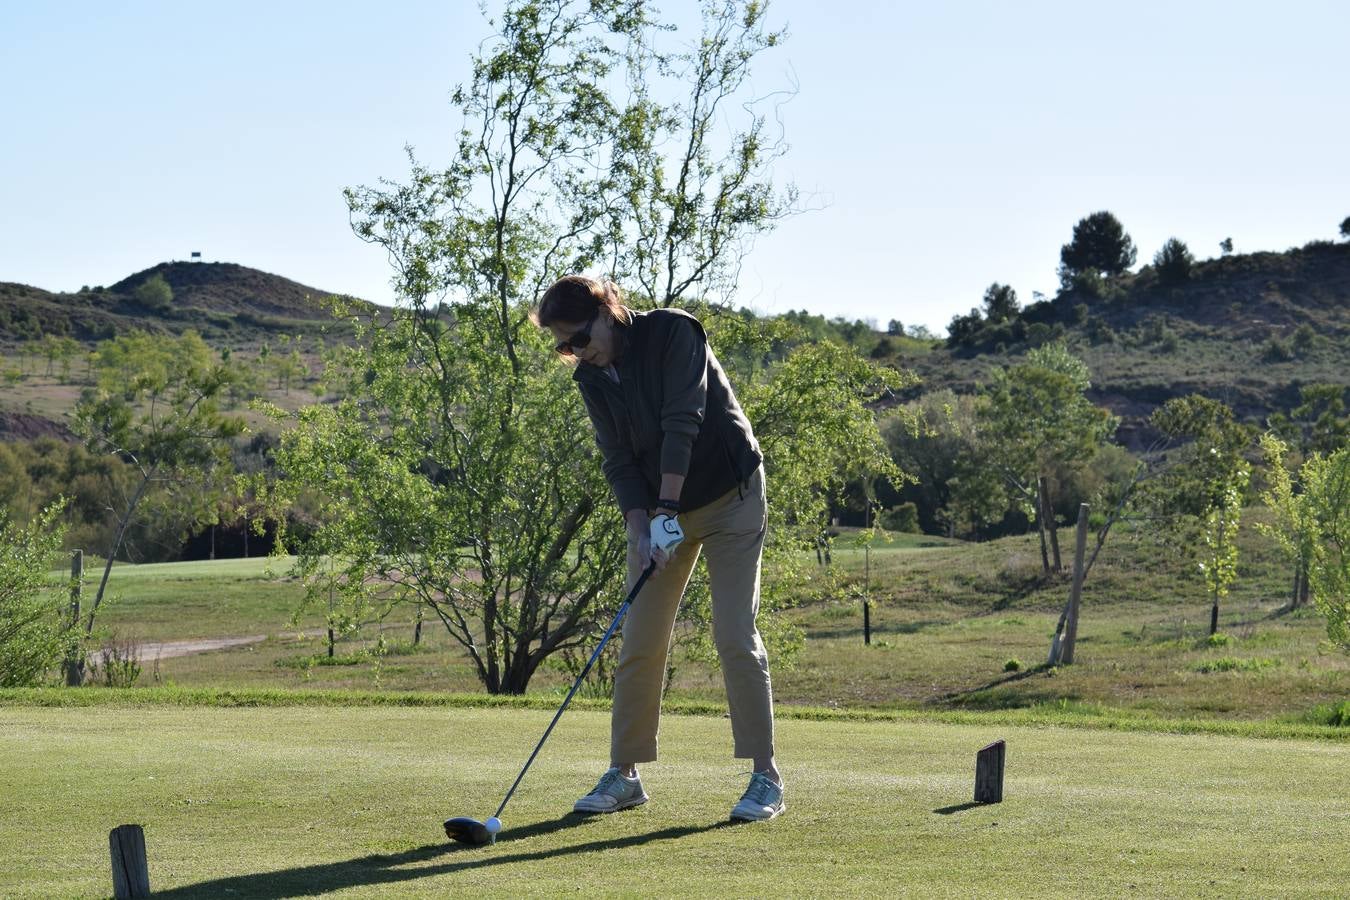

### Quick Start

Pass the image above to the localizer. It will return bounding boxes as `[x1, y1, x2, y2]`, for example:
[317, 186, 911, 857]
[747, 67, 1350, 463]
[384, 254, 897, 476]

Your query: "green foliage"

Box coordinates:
[1268, 383, 1348, 456]
[0, 503, 72, 687]
[1219, 237, 1234, 255]
[1003, 657, 1022, 672]
[981, 283, 1018, 323]
[1191, 656, 1279, 673]
[1205, 632, 1233, 648]
[879, 502, 919, 533]
[1261, 336, 1294, 362]
[74, 331, 246, 632]
[1260, 434, 1350, 649]
[979, 343, 1117, 529]
[1059, 211, 1137, 281]
[133, 274, 173, 311]
[268, 0, 867, 695]
[1147, 395, 1252, 631]
[1340, 216, 1350, 240]
[1153, 237, 1194, 285]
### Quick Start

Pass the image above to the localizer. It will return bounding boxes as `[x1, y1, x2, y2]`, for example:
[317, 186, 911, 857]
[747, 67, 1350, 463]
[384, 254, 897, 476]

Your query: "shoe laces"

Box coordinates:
[593, 768, 627, 797]
[741, 772, 779, 806]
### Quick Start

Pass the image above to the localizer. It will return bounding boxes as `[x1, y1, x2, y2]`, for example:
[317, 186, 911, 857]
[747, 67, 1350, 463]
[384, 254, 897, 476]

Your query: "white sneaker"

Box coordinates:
[730, 772, 785, 822]
[573, 767, 649, 814]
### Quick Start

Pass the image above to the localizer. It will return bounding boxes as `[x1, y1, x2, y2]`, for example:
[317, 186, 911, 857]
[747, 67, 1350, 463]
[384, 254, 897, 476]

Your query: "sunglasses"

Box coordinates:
[554, 309, 599, 355]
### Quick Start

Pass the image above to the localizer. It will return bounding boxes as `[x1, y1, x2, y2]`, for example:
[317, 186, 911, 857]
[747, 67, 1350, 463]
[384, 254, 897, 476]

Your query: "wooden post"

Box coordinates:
[63, 550, 84, 686]
[974, 740, 1006, 803]
[109, 824, 150, 899]
[1061, 503, 1090, 665]
[863, 542, 871, 645]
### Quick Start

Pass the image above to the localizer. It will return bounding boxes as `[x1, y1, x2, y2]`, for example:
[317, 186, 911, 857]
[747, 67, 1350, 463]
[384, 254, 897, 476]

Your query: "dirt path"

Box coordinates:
[88, 635, 268, 667]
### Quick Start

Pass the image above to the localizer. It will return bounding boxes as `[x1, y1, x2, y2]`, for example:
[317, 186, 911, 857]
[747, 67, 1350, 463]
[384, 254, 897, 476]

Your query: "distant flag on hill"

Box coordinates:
[191, 251, 202, 260]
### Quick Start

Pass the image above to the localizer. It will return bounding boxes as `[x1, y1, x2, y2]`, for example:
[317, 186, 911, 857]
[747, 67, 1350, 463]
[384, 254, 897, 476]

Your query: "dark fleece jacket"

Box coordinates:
[574, 308, 762, 515]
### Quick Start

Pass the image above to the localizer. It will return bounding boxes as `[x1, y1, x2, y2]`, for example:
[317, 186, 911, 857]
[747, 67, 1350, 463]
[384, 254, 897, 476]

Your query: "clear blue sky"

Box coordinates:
[2, 1, 1346, 333]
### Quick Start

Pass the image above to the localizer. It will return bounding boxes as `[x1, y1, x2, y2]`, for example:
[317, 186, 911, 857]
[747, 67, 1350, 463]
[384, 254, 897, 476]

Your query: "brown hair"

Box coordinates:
[534, 275, 632, 329]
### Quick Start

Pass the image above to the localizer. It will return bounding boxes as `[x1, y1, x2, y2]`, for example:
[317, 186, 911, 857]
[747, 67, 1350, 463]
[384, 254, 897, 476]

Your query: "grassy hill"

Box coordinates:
[879, 241, 1350, 440]
[0, 260, 368, 347]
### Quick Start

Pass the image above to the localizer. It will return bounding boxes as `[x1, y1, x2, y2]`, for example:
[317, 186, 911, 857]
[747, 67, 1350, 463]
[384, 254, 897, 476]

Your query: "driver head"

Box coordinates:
[444, 816, 494, 846]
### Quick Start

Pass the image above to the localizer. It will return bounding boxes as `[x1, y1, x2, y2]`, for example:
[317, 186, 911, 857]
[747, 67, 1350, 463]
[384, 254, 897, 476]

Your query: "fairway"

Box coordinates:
[1, 704, 1345, 897]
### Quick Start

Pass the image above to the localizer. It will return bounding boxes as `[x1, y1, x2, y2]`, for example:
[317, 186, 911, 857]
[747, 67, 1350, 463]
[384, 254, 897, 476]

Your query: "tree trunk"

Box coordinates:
[1040, 476, 1062, 573]
[86, 474, 152, 636]
[1033, 481, 1050, 575]
[1299, 559, 1311, 606]
[413, 603, 423, 646]
[1209, 597, 1220, 636]
[1060, 504, 1090, 664]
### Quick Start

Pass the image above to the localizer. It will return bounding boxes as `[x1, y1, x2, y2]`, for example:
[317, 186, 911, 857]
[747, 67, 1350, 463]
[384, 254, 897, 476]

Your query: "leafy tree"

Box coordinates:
[886, 319, 903, 336]
[978, 343, 1117, 572]
[945, 308, 983, 347]
[133, 274, 173, 311]
[1340, 216, 1350, 240]
[1059, 211, 1137, 281]
[1146, 395, 1252, 635]
[1268, 383, 1348, 458]
[73, 332, 245, 653]
[981, 283, 1018, 323]
[1153, 237, 1194, 285]
[264, 0, 890, 696]
[0, 502, 72, 687]
[1220, 237, 1234, 255]
[1261, 434, 1350, 646]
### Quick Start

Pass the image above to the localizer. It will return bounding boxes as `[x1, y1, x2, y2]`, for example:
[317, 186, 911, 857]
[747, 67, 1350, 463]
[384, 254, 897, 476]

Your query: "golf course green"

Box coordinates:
[1, 701, 1345, 897]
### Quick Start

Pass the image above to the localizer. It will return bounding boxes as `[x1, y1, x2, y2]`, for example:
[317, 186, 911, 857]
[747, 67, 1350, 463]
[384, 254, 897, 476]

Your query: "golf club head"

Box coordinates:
[444, 816, 494, 846]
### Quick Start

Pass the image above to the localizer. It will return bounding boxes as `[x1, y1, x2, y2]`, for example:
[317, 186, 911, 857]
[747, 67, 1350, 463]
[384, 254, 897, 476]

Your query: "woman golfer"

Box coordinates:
[536, 274, 784, 823]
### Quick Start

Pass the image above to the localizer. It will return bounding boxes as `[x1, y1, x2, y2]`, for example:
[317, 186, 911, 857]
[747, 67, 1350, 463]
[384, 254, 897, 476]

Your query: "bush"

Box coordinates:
[1292, 324, 1316, 354]
[880, 502, 920, 533]
[1003, 658, 1023, 672]
[1204, 632, 1233, 648]
[1262, 337, 1295, 363]
[89, 635, 142, 688]
[133, 274, 174, 311]
[1192, 656, 1280, 673]
[0, 504, 72, 687]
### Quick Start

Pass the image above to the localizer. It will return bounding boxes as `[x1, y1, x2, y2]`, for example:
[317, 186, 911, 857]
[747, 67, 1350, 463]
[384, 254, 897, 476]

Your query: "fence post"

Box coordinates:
[63, 550, 84, 686]
[109, 824, 150, 899]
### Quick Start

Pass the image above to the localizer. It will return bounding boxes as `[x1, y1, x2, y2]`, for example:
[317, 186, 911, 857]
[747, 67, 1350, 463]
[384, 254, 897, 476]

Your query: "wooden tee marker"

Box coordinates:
[974, 739, 1006, 804]
[110, 824, 150, 899]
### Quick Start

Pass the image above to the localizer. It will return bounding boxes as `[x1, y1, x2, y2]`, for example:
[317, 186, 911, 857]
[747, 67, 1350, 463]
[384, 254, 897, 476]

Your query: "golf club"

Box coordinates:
[444, 561, 658, 846]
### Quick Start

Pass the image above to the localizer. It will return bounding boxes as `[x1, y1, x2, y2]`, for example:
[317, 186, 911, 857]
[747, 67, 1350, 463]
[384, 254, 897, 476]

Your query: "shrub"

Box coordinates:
[1262, 337, 1294, 363]
[89, 635, 143, 688]
[0, 503, 71, 687]
[133, 274, 173, 311]
[1191, 656, 1280, 673]
[880, 502, 920, 533]
[1003, 658, 1023, 672]
[1292, 324, 1316, 354]
[1205, 632, 1233, 648]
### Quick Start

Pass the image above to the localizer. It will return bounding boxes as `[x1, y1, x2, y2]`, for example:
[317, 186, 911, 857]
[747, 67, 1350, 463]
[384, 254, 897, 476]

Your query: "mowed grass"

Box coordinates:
[1, 702, 1346, 898]
[54, 555, 324, 642]
[53, 519, 1350, 725]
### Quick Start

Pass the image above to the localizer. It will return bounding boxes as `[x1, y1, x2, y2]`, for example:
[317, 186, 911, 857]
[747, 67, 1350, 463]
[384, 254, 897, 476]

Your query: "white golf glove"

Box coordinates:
[650, 513, 684, 555]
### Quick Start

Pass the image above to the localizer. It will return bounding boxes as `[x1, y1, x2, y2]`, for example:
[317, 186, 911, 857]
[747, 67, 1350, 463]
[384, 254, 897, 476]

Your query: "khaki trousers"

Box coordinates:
[610, 466, 775, 764]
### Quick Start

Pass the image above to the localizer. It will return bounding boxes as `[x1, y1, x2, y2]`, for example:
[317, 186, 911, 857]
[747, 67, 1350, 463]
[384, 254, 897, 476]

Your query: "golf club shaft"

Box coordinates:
[493, 562, 657, 819]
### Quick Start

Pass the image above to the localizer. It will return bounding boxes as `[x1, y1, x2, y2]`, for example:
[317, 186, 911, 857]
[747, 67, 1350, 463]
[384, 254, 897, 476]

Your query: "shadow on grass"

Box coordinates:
[153, 815, 732, 899]
[932, 801, 986, 815]
[941, 665, 1051, 705]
